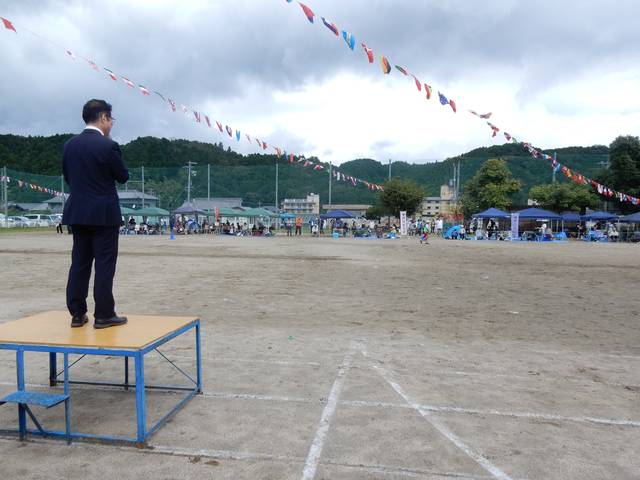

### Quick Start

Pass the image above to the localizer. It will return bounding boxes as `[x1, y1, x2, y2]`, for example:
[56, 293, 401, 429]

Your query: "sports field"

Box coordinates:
[0, 234, 638, 479]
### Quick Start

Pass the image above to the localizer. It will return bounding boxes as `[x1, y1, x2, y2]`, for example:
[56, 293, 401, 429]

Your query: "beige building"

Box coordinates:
[421, 185, 455, 218]
[322, 204, 372, 217]
[281, 193, 320, 215]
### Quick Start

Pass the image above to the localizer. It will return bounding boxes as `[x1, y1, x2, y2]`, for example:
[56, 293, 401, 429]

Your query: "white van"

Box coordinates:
[24, 214, 53, 227]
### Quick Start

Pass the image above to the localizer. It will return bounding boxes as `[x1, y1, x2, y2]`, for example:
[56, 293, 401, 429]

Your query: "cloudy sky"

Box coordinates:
[0, 0, 639, 165]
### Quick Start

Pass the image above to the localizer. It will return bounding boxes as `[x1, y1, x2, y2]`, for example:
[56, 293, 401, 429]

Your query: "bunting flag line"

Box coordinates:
[1, 175, 69, 199]
[1, 14, 386, 195]
[281, 0, 636, 204]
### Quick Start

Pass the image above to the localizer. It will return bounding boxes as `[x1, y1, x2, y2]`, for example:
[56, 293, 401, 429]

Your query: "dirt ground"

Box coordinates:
[0, 232, 638, 480]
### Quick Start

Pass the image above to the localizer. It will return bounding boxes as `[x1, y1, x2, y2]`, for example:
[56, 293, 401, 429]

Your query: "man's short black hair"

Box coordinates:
[82, 99, 112, 124]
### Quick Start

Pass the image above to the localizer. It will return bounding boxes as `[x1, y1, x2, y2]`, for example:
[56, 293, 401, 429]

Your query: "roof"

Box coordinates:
[192, 197, 243, 209]
[117, 190, 158, 200]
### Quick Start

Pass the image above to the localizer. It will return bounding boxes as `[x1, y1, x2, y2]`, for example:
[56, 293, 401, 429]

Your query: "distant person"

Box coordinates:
[62, 99, 129, 329]
[295, 216, 302, 236]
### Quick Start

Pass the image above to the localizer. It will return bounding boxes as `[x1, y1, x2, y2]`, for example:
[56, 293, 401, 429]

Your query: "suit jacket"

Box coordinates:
[62, 129, 129, 226]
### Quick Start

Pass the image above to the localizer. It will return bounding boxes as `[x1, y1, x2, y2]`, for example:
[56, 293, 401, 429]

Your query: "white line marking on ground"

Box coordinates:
[0, 437, 504, 479]
[1, 380, 639, 428]
[301, 340, 359, 480]
[365, 353, 514, 480]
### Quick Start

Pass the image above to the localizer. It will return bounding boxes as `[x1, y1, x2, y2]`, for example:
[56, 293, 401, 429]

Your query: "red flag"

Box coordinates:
[104, 68, 117, 81]
[85, 59, 99, 71]
[298, 2, 315, 23]
[289, 153, 295, 163]
[139, 85, 150, 96]
[424, 84, 432, 100]
[361, 43, 374, 63]
[122, 77, 135, 88]
[216, 121, 223, 132]
[204, 115, 211, 127]
[225, 125, 232, 137]
[303, 161, 312, 167]
[449, 99, 457, 113]
[262, 142, 268, 150]
[313, 164, 324, 171]
[410, 74, 422, 91]
[1, 17, 17, 33]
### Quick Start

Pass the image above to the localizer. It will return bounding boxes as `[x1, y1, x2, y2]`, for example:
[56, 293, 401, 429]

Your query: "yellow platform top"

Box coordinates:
[0, 311, 199, 350]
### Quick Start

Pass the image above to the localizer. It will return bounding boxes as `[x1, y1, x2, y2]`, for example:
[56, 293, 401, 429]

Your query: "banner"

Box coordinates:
[399, 211, 407, 235]
[510, 213, 519, 240]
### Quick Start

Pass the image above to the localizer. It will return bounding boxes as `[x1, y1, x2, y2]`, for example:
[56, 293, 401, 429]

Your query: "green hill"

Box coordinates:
[0, 134, 609, 208]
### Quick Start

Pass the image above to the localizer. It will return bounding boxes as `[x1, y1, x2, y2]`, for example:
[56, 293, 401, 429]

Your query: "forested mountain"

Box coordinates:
[0, 133, 609, 208]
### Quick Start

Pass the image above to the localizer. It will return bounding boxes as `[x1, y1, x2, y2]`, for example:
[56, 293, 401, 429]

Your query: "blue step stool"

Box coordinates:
[0, 390, 71, 443]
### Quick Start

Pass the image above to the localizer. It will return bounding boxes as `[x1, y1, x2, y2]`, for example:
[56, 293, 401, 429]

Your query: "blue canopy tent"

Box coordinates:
[619, 211, 640, 223]
[515, 208, 561, 220]
[321, 209, 356, 219]
[279, 213, 296, 219]
[581, 211, 619, 221]
[561, 211, 581, 222]
[472, 207, 510, 219]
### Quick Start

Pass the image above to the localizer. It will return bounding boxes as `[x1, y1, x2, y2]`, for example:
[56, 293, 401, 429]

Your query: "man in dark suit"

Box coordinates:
[62, 99, 129, 329]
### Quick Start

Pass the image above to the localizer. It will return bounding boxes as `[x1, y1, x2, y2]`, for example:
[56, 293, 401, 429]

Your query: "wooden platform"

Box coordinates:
[0, 311, 199, 350]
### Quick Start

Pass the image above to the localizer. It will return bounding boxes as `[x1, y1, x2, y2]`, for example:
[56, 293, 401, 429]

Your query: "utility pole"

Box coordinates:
[186, 161, 197, 204]
[3, 166, 7, 228]
[552, 152, 557, 184]
[61, 175, 66, 212]
[207, 163, 211, 203]
[275, 162, 279, 215]
[388, 159, 392, 180]
[141, 165, 145, 209]
[328, 161, 332, 208]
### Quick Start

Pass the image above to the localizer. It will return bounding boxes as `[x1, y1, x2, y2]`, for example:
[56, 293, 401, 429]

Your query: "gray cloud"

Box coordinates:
[0, 0, 638, 161]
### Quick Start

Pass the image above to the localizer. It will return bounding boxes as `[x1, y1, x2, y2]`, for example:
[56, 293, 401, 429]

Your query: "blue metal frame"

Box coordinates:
[0, 319, 202, 445]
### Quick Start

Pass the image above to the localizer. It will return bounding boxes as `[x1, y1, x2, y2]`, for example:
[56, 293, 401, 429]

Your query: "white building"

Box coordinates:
[281, 193, 320, 215]
[421, 185, 455, 218]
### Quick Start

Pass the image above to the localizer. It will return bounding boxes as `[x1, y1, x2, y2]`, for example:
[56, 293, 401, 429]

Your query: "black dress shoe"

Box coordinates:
[71, 314, 89, 328]
[94, 315, 128, 329]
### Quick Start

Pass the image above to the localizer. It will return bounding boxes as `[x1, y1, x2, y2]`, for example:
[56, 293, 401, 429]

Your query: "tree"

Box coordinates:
[529, 183, 598, 213]
[460, 158, 521, 217]
[607, 135, 640, 212]
[378, 178, 426, 217]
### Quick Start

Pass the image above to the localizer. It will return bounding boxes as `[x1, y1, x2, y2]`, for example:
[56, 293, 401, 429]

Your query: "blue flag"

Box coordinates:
[438, 92, 449, 105]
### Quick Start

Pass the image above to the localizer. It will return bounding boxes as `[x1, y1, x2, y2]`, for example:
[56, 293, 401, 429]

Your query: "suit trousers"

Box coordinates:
[66, 225, 119, 319]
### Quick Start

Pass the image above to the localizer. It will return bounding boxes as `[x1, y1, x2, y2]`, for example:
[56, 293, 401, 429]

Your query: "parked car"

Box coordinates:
[9, 216, 30, 227]
[24, 214, 53, 227]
